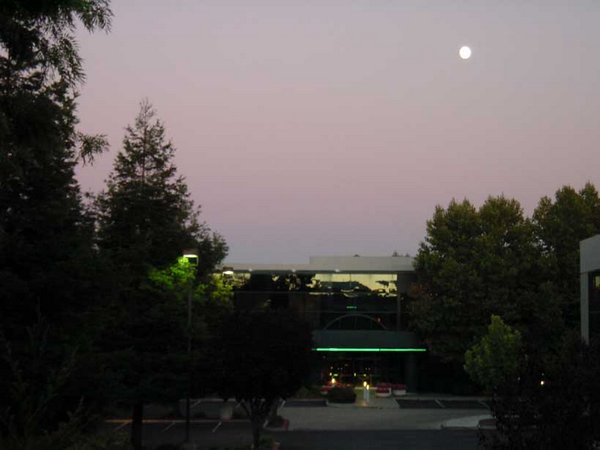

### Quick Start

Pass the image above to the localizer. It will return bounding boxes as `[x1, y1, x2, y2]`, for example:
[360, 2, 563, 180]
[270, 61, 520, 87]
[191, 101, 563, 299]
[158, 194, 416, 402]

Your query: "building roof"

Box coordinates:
[221, 255, 414, 274]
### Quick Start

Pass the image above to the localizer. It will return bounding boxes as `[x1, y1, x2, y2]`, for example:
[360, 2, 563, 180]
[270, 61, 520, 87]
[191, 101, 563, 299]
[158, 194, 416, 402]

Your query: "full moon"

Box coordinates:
[459, 46, 472, 60]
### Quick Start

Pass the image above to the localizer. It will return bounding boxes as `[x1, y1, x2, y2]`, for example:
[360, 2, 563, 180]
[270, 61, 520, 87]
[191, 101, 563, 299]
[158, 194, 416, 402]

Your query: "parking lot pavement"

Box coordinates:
[101, 396, 489, 448]
[102, 421, 478, 450]
[102, 420, 254, 449]
[271, 430, 478, 450]
[279, 404, 489, 431]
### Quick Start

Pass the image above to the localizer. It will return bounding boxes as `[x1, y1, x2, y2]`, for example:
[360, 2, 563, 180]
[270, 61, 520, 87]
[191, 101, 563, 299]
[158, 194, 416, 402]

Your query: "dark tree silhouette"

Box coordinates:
[95, 100, 226, 449]
[212, 309, 313, 449]
[0, 1, 112, 444]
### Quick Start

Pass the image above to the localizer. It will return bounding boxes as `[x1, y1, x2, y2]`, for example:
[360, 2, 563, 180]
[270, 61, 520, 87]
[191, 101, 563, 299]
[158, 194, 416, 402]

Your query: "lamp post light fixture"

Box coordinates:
[182, 249, 198, 444]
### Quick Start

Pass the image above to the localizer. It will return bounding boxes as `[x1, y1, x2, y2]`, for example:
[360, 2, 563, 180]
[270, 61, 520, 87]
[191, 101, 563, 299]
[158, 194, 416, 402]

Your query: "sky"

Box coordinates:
[75, 0, 600, 263]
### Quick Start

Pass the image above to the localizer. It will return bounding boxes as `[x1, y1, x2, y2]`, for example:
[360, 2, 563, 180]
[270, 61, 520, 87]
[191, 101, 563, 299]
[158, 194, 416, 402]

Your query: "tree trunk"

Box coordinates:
[131, 400, 144, 450]
[251, 415, 262, 450]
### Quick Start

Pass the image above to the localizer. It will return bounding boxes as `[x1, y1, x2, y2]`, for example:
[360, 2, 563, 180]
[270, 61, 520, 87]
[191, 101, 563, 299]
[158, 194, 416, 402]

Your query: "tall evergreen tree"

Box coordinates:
[0, 0, 113, 443]
[0, 0, 112, 334]
[96, 100, 224, 280]
[96, 100, 227, 449]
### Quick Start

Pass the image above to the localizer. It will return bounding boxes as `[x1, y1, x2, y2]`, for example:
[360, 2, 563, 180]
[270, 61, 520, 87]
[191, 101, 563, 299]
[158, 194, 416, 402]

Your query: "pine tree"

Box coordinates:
[96, 100, 222, 281]
[96, 100, 227, 449]
[0, 0, 112, 334]
[0, 1, 113, 443]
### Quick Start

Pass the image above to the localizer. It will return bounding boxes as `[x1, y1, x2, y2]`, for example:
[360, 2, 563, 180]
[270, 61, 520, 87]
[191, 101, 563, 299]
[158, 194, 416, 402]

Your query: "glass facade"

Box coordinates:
[230, 272, 401, 331]
[227, 270, 417, 385]
[589, 270, 600, 337]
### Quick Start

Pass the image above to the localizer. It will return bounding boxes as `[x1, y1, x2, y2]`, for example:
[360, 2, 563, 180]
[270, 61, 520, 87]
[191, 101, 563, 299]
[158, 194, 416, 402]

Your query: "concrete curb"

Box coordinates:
[441, 414, 492, 430]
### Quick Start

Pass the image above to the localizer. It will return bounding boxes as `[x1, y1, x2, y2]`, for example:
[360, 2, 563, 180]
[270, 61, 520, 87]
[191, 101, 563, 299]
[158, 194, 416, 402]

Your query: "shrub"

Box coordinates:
[266, 415, 285, 427]
[65, 431, 133, 450]
[293, 385, 322, 399]
[327, 387, 356, 403]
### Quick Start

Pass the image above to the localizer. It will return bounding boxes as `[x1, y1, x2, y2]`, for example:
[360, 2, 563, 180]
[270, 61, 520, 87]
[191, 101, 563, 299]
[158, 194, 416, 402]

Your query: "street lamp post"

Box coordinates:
[182, 249, 198, 444]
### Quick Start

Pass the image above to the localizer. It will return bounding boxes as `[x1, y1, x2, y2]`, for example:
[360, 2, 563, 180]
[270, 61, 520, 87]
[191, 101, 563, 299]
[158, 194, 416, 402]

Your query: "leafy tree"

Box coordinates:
[95, 100, 227, 449]
[149, 259, 234, 400]
[0, 318, 84, 450]
[533, 183, 600, 329]
[464, 315, 523, 393]
[408, 196, 562, 370]
[98, 280, 190, 450]
[0, 0, 113, 328]
[0, 0, 112, 443]
[0, 0, 111, 88]
[485, 335, 600, 450]
[212, 309, 313, 449]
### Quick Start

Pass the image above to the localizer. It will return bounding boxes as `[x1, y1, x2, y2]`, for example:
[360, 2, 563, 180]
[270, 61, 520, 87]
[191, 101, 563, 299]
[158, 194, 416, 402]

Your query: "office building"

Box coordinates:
[581, 235, 600, 342]
[222, 255, 425, 391]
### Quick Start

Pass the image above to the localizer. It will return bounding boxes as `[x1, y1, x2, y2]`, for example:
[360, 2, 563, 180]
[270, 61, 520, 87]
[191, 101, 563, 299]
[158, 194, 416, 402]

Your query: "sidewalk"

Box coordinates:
[280, 395, 492, 431]
[441, 415, 492, 430]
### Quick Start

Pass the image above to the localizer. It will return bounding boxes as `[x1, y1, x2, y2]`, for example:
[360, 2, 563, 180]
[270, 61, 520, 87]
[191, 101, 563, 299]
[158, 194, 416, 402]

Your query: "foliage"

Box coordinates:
[96, 100, 212, 279]
[292, 385, 323, 399]
[64, 431, 133, 450]
[95, 100, 227, 449]
[484, 335, 600, 450]
[148, 256, 195, 293]
[0, 318, 88, 450]
[408, 196, 562, 368]
[196, 274, 233, 305]
[147, 260, 233, 401]
[0, 0, 112, 163]
[532, 183, 600, 329]
[464, 315, 523, 393]
[212, 309, 312, 449]
[0, 0, 111, 86]
[0, 0, 113, 444]
[327, 387, 356, 403]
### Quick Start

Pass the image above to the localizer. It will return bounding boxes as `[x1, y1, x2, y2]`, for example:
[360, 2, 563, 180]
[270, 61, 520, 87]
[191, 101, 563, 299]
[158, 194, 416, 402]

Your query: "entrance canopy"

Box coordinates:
[313, 329, 426, 353]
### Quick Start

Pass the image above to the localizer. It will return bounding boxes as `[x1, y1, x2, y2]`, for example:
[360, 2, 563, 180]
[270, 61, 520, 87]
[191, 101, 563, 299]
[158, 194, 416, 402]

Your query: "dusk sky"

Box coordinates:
[76, 0, 600, 263]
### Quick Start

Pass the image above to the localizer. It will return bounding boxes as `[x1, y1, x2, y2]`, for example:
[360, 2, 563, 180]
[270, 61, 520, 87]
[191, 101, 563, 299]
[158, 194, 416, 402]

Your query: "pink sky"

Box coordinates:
[76, 0, 600, 262]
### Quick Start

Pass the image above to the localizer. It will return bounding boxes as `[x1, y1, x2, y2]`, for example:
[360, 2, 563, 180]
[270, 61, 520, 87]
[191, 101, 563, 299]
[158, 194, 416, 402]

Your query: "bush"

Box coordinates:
[65, 431, 133, 450]
[293, 385, 322, 399]
[266, 415, 285, 427]
[327, 387, 356, 403]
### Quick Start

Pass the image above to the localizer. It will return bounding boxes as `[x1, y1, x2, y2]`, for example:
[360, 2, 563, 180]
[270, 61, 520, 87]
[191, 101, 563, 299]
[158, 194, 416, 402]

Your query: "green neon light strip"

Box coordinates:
[314, 347, 426, 353]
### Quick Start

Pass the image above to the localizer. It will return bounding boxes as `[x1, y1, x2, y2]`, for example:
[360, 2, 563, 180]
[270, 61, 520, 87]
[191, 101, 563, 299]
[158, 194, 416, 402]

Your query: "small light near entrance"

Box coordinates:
[363, 381, 367, 388]
[540, 379, 545, 386]
[331, 377, 336, 385]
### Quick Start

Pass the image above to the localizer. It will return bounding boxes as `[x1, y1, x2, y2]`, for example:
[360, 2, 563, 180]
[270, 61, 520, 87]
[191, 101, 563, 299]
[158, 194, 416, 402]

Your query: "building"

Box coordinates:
[222, 255, 425, 391]
[581, 235, 600, 342]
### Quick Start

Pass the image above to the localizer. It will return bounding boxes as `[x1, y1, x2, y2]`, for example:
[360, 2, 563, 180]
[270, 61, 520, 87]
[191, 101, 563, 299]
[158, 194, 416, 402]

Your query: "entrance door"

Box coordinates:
[320, 353, 384, 385]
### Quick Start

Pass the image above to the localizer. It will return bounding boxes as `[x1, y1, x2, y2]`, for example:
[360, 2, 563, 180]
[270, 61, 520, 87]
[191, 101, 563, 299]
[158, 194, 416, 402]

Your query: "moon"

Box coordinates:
[459, 46, 472, 60]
